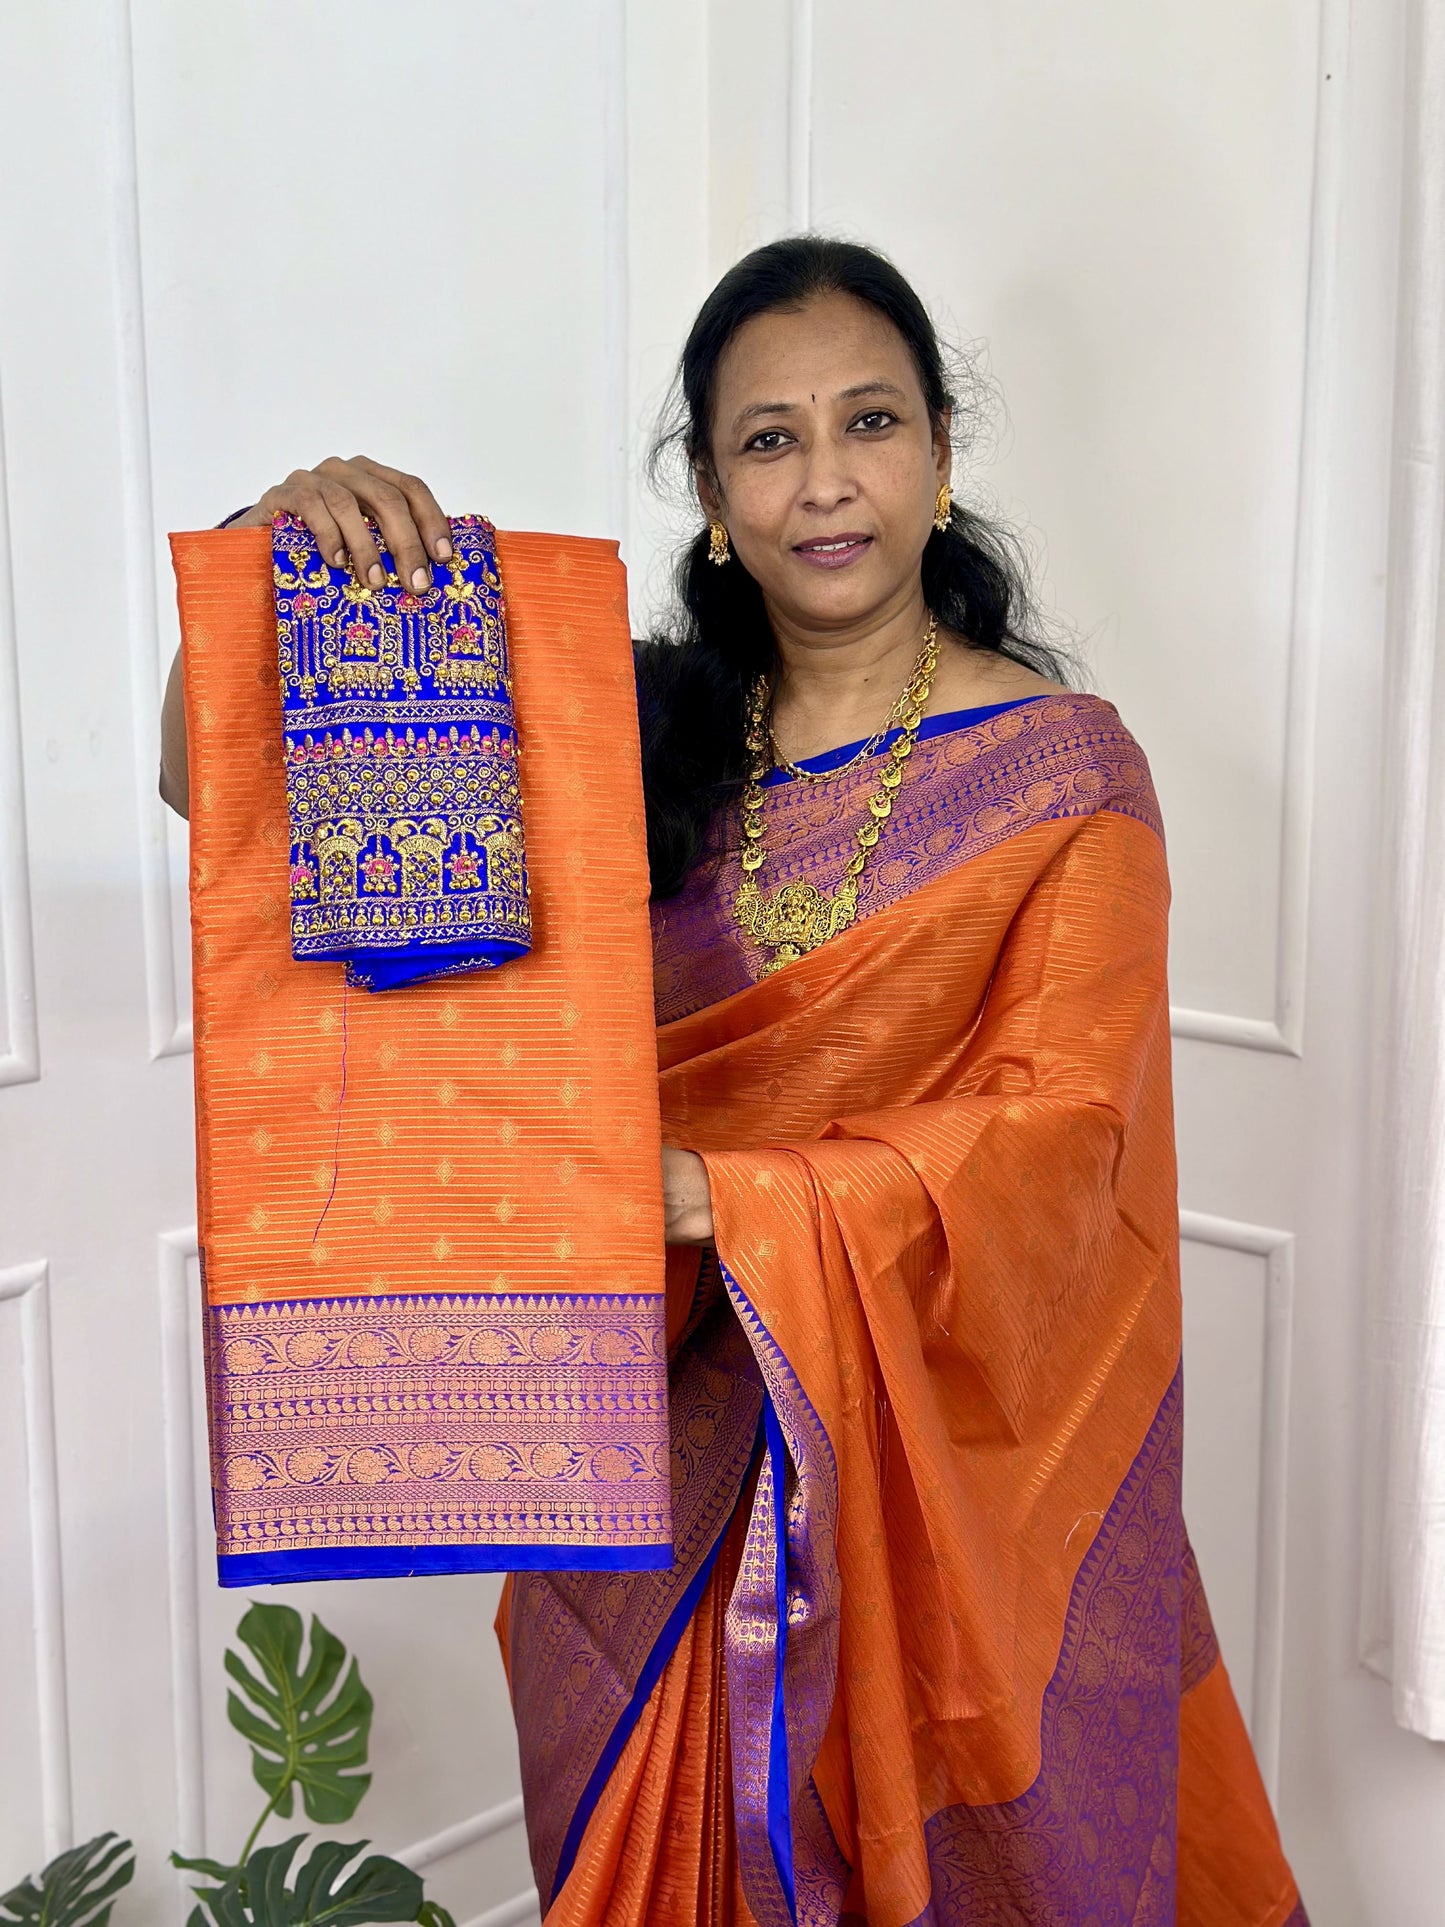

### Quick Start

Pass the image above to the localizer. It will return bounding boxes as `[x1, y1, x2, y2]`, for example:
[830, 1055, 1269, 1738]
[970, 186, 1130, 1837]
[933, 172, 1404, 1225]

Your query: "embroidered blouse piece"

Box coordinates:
[275, 512, 530, 990]
[173, 522, 669, 1586]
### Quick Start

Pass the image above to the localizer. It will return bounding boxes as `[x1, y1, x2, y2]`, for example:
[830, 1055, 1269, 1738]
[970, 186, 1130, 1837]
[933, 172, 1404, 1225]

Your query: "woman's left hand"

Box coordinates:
[662, 1146, 714, 1245]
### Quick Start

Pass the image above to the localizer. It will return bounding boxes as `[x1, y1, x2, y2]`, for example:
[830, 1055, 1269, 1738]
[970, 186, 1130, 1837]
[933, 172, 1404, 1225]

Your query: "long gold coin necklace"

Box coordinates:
[734, 614, 939, 974]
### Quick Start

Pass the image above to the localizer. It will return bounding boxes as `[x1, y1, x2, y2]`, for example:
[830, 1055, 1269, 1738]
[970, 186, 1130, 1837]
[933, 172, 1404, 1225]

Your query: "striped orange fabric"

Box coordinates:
[172, 526, 671, 1580]
[510, 1456, 766, 1926]
[671, 813, 1184, 1919]
[510, 785, 1305, 1924]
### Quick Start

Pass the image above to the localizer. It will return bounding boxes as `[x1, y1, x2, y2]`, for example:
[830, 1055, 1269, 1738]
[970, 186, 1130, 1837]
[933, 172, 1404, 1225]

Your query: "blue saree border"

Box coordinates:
[218, 1542, 675, 1587]
[762, 1394, 799, 1920]
[717, 1258, 850, 1927]
[549, 1410, 767, 1899]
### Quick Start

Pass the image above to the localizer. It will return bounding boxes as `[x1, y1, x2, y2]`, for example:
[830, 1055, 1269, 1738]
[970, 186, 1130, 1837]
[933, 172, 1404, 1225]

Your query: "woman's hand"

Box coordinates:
[230, 455, 453, 591]
[159, 456, 451, 819]
[662, 1146, 714, 1245]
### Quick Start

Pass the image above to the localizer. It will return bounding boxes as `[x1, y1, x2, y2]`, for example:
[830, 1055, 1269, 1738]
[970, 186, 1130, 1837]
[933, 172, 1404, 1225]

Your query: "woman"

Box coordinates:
[161, 238, 1307, 1926]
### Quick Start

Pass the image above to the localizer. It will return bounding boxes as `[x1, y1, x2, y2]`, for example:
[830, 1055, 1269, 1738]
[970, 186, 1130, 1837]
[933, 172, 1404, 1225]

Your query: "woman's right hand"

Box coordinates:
[160, 455, 452, 820]
[230, 455, 454, 591]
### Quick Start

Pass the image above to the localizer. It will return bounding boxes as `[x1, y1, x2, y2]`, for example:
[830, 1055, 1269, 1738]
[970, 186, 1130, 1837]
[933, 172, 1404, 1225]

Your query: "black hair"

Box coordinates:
[636, 234, 1073, 899]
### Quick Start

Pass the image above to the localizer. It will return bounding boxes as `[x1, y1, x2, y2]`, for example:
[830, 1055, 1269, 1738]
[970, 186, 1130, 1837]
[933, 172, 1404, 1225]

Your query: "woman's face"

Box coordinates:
[698, 292, 950, 636]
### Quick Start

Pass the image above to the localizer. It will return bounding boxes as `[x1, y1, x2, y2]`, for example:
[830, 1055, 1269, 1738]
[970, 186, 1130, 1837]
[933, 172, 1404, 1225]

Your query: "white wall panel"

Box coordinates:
[0, 1263, 71, 1864]
[1182, 1234, 1267, 1721]
[104, 0, 190, 1061]
[706, 0, 792, 276]
[132, 1, 618, 551]
[1181, 1212, 1297, 1793]
[0, 388, 39, 1088]
[623, 1, 711, 621]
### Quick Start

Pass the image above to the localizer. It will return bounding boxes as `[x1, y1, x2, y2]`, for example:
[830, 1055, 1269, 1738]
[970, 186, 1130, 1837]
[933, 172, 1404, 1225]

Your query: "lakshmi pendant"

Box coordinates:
[734, 874, 860, 975]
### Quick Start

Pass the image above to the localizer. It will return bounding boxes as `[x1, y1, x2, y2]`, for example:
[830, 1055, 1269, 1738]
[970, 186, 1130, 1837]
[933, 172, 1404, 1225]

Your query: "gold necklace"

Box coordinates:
[734, 615, 939, 974]
[767, 671, 917, 784]
[770, 689, 917, 786]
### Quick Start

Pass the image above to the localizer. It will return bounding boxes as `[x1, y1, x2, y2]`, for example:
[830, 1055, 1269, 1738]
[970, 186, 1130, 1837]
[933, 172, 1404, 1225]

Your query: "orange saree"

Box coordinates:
[496, 692, 1308, 1926]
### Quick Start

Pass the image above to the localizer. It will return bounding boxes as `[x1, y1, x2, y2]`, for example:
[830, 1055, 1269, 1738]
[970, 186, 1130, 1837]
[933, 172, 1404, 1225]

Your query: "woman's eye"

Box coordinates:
[745, 429, 792, 454]
[852, 410, 897, 432]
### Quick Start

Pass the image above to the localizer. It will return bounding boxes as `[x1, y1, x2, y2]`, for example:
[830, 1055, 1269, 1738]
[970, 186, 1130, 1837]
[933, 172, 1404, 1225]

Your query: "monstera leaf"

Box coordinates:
[225, 1602, 373, 1825]
[174, 1603, 454, 1927]
[183, 1837, 454, 1927]
[0, 1832, 134, 1926]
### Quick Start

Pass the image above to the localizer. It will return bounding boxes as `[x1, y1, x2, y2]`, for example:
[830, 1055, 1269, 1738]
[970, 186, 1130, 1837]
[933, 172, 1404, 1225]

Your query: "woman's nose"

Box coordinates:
[798, 439, 858, 512]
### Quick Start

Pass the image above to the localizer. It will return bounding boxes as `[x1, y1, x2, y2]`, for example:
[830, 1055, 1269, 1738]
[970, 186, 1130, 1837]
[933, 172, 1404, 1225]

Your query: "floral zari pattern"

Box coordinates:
[207, 1289, 673, 1574]
[274, 511, 530, 989]
[652, 693, 1163, 1024]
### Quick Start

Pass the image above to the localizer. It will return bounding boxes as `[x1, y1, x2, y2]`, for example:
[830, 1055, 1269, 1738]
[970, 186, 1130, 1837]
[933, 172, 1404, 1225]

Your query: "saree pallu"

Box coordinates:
[497, 693, 1308, 1925]
[173, 526, 671, 1583]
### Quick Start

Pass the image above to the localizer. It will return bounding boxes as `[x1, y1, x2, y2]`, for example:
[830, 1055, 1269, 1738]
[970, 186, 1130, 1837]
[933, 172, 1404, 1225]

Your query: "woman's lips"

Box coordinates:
[792, 534, 873, 570]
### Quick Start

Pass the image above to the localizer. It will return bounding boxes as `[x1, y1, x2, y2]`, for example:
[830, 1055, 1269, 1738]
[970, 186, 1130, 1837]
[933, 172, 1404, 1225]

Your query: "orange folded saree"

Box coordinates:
[497, 693, 1308, 1925]
[172, 524, 670, 1584]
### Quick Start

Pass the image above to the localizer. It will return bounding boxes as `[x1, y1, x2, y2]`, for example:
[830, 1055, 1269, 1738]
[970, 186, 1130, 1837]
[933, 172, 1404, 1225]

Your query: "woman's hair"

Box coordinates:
[637, 234, 1073, 899]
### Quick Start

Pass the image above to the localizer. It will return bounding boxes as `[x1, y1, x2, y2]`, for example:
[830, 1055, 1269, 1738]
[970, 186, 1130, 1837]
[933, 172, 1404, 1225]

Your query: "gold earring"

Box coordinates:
[707, 521, 731, 566]
[933, 482, 952, 532]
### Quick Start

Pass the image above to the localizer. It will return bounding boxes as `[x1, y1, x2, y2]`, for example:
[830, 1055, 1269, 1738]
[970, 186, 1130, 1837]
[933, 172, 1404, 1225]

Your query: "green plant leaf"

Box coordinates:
[0, 1832, 135, 1927]
[172, 1851, 242, 1882]
[186, 1883, 251, 1927]
[225, 1602, 373, 1825]
[184, 1837, 430, 1926]
[413, 1904, 456, 1927]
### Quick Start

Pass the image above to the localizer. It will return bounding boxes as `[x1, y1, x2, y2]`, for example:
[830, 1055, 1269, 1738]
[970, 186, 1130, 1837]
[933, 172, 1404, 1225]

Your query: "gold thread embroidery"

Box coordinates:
[274, 513, 531, 965]
[208, 1293, 672, 1554]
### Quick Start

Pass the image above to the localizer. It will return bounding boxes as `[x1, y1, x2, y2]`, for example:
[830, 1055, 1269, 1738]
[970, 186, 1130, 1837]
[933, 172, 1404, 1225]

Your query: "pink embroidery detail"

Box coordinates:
[446, 849, 482, 890]
[360, 852, 398, 894]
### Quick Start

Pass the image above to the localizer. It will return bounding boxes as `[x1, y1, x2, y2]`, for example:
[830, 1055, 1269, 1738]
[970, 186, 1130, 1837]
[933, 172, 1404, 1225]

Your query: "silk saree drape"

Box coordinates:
[496, 692, 1308, 1926]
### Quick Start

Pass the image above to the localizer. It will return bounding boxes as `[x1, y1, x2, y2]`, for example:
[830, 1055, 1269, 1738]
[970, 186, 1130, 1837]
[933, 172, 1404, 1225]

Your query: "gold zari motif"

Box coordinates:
[209, 1293, 671, 1556]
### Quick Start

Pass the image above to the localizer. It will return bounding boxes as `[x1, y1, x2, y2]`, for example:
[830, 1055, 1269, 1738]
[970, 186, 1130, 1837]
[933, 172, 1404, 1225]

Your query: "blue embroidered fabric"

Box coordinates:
[273, 512, 531, 990]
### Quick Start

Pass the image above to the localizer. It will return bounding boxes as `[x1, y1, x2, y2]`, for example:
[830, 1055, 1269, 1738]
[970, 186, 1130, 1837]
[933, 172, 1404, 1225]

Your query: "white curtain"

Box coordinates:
[1368, 0, 1445, 1741]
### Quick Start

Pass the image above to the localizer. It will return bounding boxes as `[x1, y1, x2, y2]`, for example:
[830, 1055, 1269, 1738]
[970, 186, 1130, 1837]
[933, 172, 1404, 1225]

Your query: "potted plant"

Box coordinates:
[1, 1604, 457, 1927]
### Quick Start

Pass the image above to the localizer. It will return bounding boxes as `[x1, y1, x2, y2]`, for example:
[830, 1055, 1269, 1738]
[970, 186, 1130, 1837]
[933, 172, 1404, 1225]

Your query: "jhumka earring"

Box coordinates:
[934, 482, 952, 531]
[707, 521, 731, 566]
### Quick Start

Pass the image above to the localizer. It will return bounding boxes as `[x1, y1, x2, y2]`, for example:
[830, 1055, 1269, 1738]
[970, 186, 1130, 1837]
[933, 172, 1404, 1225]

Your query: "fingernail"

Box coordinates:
[411, 567, 430, 591]
[368, 564, 384, 587]
[333, 550, 345, 566]
[435, 537, 453, 559]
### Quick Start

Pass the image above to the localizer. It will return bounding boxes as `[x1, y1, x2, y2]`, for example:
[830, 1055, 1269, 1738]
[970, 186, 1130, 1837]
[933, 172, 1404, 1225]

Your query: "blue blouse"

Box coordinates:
[759, 693, 1050, 786]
